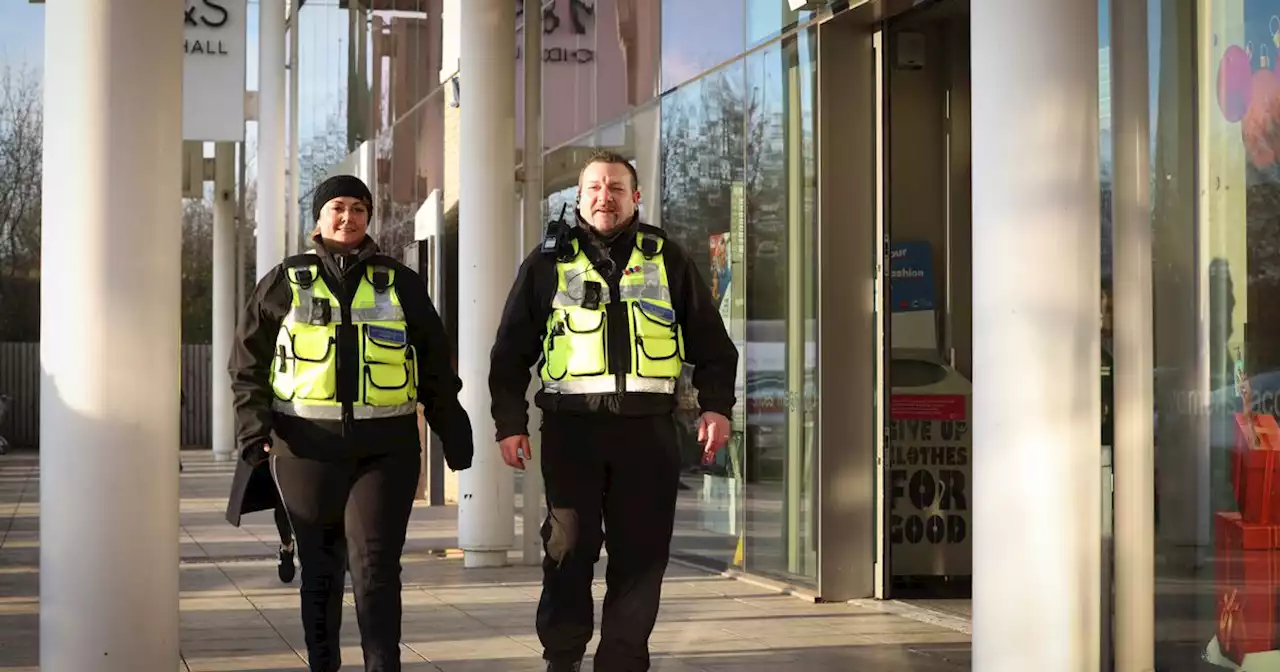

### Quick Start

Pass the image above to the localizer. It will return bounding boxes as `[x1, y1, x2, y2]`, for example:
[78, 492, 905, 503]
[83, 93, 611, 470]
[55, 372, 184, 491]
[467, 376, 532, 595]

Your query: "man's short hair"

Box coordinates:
[579, 150, 639, 192]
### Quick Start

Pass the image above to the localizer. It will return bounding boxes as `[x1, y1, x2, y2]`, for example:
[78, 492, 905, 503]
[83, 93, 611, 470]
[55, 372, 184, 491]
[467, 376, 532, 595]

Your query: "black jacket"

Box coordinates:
[229, 236, 474, 468]
[489, 216, 738, 441]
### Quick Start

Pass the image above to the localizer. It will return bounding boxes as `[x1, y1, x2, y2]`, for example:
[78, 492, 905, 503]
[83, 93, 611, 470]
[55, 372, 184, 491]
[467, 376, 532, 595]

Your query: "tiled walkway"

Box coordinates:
[0, 450, 971, 671]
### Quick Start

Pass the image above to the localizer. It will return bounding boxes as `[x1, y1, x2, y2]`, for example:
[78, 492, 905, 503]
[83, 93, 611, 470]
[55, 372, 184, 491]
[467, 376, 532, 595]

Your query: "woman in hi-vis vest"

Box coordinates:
[226, 175, 474, 672]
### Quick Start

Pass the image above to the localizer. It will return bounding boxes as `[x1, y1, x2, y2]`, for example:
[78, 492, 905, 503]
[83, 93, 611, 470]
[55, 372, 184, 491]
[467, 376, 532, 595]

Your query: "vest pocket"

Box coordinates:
[632, 303, 681, 378]
[289, 331, 337, 400]
[363, 363, 412, 406]
[362, 324, 409, 365]
[563, 309, 608, 377]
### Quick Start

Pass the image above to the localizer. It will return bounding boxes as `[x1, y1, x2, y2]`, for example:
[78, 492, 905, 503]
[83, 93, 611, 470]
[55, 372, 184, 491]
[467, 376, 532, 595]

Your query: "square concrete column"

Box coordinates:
[971, 0, 1103, 668]
[456, 0, 517, 567]
[40, 1, 184, 668]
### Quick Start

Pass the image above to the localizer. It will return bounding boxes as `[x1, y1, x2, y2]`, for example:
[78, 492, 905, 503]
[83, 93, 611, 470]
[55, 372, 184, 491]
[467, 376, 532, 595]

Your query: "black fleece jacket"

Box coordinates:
[488, 215, 739, 441]
[229, 236, 474, 469]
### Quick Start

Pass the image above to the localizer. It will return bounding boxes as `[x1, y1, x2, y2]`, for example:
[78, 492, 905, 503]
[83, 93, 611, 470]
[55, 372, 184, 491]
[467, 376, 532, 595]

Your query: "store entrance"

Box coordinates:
[879, 0, 973, 604]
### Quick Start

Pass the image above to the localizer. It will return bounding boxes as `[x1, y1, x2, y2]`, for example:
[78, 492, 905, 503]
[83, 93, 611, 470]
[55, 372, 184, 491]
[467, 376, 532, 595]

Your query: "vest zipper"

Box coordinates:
[604, 260, 625, 395]
[338, 256, 355, 434]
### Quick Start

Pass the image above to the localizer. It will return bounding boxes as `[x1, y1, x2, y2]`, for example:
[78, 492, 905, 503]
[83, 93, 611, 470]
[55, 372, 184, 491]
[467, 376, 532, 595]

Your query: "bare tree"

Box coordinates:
[299, 108, 351, 203]
[181, 198, 215, 343]
[0, 65, 42, 341]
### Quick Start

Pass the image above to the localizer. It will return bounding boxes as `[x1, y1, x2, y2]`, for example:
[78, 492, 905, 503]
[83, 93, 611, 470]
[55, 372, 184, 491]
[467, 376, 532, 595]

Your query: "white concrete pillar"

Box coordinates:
[520, 0, 545, 567]
[288, 12, 302, 254]
[257, 0, 287, 279]
[236, 142, 248, 311]
[39, 0, 182, 668]
[212, 143, 237, 461]
[457, 0, 517, 568]
[971, 0, 1102, 669]
[1110, 0, 1154, 667]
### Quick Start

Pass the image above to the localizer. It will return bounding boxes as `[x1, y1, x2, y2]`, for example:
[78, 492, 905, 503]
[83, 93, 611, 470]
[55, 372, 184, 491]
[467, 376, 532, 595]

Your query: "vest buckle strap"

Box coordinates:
[294, 268, 315, 288]
[370, 268, 391, 293]
[639, 235, 659, 259]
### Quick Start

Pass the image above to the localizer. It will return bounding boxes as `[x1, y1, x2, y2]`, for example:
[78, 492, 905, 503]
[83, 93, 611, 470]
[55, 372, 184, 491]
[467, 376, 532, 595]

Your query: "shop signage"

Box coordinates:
[516, 0, 598, 64]
[183, 0, 246, 141]
[888, 414, 972, 575]
[889, 241, 936, 312]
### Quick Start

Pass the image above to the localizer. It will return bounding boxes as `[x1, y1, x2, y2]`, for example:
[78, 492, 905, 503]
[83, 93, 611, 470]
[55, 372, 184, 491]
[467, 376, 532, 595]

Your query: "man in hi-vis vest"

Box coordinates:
[489, 151, 739, 672]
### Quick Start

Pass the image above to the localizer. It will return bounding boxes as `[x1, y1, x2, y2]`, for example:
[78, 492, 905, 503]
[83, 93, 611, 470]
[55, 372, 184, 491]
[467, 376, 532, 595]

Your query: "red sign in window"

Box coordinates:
[890, 394, 967, 421]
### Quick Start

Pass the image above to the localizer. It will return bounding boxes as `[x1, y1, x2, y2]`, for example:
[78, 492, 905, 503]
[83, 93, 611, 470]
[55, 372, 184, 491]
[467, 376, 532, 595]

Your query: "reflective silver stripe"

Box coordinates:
[618, 260, 670, 303]
[541, 376, 676, 395]
[551, 291, 577, 308]
[351, 304, 405, 322]
[617, 284, 672, 303]
[553, 267, 612, 308]
[285, 265, 403, 323]
[287, 276, 332, 324]
[272, 400, 418, 420]
[353, 267, 403, 322]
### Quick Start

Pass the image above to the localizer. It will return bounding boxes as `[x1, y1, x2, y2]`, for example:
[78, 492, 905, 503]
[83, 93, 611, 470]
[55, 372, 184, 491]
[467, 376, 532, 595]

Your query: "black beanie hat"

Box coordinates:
[312, 174, 373, 222]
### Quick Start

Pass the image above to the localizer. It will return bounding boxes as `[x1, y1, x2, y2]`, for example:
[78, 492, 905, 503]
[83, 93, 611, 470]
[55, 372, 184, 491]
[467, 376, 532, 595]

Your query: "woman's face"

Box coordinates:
[317, 197, 369, 248]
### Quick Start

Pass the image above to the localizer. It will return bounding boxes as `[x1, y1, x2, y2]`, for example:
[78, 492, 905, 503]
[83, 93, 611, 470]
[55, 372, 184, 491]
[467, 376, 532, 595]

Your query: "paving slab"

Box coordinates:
[0, 450, 971, 671]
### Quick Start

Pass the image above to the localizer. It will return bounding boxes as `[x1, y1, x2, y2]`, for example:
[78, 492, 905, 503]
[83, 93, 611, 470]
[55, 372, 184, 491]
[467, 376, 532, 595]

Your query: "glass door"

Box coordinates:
[877, 0, 975, 602]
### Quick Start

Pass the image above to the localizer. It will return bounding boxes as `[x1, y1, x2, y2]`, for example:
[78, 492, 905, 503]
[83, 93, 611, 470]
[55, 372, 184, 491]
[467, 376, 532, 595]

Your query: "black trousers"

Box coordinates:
[273, 501, 292, 546]
[271, 449, 420, 672]
[537, 413, 681, 671]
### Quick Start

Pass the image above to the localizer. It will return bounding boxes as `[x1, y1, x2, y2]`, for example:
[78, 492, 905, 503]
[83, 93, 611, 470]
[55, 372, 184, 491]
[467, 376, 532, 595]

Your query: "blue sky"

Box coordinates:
[0, 3, 44, 74]
[0, 2, 263, 79]
[0, 0, 340, 178]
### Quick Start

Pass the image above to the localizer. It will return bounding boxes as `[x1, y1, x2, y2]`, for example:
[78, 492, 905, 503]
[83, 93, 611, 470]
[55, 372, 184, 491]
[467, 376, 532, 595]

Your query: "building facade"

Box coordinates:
[300, 2, 1239, 668]
[22, 0, 1280, 668]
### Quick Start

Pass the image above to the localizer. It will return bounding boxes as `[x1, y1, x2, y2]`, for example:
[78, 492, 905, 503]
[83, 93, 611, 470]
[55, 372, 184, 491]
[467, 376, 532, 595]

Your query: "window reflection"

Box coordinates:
[1144, 0, 1280, 666]
[660, 27, 818, 583]
[523, 0, 660, 152]
[660, 0, 746, 93]
[746, 0, 818, 49]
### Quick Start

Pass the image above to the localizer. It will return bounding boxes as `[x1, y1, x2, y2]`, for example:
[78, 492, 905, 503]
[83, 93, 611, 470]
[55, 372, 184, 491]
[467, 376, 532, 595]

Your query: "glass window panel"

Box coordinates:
[660, 61, 747, 569]
[539, 97, 663, 224]
[298, 2, 356, 202]
[741, 30, 817, 583]
[1147, 0, 1232, 666]
[660, 0, 746, 93]
[745, 0, 818, 48]
[658, 29, 817, 583]
[614, 0, 663, 107]
[373, 3, 440, 135]
[525, 0, 636, 150]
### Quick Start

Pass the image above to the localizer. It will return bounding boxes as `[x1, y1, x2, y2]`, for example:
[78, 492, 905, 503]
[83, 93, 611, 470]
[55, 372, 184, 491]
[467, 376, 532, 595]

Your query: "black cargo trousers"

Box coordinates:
[536, 411, 683, 671]
[271, 449, 421, 672]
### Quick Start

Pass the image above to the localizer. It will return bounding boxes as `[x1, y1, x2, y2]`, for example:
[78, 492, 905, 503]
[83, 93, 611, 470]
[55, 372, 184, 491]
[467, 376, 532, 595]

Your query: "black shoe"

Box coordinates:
[277, 546, 295, 583]
[545, 661, 581, 672]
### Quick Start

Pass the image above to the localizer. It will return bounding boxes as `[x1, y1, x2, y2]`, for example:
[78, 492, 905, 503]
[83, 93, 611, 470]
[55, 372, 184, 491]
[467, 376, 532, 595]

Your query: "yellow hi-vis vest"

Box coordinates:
[539, 231, 684, 395]
[269, 260, 419, 420]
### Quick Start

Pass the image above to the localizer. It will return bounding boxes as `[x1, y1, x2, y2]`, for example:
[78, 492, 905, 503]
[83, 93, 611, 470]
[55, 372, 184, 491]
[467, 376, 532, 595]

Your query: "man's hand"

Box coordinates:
[697, 412, 730, 465]
[500, 434, 532, 470]
[242, 442, 271, 466]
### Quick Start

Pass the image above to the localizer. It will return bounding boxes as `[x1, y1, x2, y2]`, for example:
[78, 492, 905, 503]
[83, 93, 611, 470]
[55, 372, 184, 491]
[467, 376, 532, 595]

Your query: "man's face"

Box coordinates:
[578, 161, 639, 233]
[318, 197, 369, 247]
